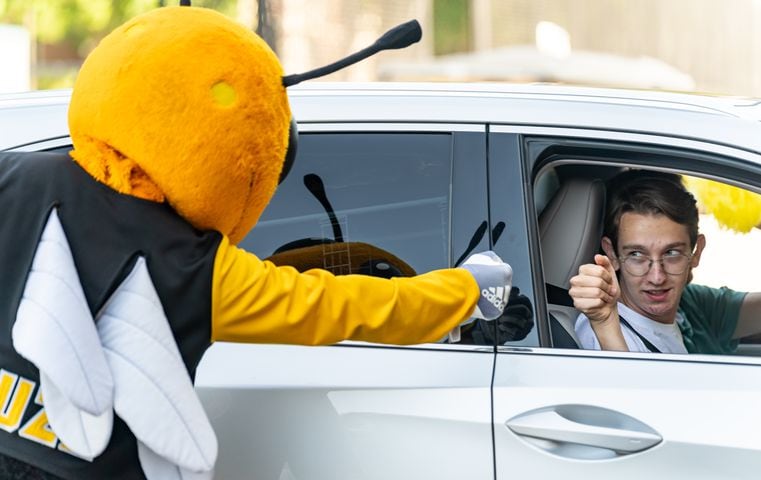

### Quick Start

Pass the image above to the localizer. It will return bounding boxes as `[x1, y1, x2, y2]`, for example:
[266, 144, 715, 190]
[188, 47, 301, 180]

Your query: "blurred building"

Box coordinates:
[0, 25, 31, 92]
[487, 0, 761, 95]
[273, 0, 433, 81]
[6, 0, 761, 96]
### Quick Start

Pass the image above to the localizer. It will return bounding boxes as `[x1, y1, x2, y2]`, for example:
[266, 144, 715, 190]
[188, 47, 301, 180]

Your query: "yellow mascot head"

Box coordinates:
[68, 6, 291, 244]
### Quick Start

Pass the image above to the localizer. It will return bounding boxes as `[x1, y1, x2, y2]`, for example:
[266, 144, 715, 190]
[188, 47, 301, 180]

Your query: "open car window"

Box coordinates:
[531, 143, 761, 358]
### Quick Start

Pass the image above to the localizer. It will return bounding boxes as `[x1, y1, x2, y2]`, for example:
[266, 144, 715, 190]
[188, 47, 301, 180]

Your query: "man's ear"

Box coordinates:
[691, 234, 706, 268]
[601, 237, 619, 270]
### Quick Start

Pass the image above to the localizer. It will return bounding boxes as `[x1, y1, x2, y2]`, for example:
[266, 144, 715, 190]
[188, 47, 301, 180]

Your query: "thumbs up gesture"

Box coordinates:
[569, 254, 620, 324]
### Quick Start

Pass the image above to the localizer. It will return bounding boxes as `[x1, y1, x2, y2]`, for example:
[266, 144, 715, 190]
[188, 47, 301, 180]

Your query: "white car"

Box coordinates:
[2, 82, 761, 479]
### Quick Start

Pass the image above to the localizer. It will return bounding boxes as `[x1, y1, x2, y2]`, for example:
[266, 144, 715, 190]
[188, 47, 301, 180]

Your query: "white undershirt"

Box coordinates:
[575, 302, 688, 354]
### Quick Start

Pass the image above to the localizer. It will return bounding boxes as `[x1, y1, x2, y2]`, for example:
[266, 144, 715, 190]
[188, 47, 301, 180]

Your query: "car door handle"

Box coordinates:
[506, 407, 662, 454]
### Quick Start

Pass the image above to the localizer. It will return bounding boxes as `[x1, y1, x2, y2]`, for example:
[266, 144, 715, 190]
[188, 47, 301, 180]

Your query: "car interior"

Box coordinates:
[534, 164, 617, 349]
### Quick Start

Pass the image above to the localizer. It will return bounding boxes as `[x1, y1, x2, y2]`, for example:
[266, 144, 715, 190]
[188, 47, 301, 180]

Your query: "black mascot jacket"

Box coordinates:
[0, 151, 221, 479]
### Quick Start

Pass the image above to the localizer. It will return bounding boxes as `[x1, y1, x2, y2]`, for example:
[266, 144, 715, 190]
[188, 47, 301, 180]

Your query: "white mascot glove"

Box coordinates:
[461, 251, 513, 321]
[448, 251, 512, 343]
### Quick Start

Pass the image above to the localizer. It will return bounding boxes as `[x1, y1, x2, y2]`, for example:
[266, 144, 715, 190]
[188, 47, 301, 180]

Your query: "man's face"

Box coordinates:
[601, 212, 705, 324]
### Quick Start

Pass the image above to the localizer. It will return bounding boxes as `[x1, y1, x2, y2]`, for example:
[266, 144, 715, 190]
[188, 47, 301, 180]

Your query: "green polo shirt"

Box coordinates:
[678, 283, 747, 354]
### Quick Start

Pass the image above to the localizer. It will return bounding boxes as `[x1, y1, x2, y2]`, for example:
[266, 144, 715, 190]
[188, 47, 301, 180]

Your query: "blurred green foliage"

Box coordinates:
[0, 0, 237, 89]
[433, 0, 471, 55]
[0, 0, 237, 55]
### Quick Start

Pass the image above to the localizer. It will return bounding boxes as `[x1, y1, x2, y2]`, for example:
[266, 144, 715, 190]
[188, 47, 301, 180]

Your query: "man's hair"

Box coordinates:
[604, 170, 699, 250]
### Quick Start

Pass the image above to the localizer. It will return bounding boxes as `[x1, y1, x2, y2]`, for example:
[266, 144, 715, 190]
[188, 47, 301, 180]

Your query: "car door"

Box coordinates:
[488, 126, 761, 479]
[194, 123, 501, 480]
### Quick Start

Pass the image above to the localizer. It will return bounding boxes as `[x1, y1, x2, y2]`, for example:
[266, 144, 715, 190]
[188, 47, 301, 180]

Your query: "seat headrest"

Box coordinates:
[539, 177, 605, 289]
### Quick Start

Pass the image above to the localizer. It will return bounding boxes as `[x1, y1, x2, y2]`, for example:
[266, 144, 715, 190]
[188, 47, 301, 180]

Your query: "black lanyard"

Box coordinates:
[619, 316, 662, 353]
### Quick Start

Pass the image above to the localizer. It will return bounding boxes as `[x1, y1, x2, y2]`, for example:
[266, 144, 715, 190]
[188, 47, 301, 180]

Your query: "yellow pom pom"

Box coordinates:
[684, 176, 761, 233]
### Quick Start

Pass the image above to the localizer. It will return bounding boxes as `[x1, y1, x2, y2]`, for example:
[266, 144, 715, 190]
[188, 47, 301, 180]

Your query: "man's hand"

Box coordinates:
[569, 254, 619, 323]
[569, 254, 628, 351]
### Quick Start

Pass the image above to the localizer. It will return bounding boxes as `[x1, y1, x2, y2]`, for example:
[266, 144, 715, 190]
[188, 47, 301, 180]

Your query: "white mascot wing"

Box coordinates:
[137, 441, 214, 480]
[96, 257, 217, 477]
[39, 372, 113, 460]
[12, 209, 114, 458]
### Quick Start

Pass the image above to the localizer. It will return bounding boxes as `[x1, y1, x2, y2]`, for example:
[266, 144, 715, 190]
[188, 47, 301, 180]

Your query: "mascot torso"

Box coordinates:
[0, 151, 220, 479]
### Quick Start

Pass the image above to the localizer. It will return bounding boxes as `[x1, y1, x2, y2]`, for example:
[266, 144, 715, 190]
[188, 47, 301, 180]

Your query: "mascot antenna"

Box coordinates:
[178, 0, 422, 87]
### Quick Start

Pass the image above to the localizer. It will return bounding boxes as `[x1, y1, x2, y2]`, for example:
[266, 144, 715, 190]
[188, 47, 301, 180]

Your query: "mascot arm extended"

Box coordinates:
[210, 236, 480, 345]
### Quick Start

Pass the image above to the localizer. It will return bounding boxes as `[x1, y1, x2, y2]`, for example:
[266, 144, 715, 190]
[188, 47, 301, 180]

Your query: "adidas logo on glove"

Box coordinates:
[460, 251, 513, 321]
[482, 287, 507, 311]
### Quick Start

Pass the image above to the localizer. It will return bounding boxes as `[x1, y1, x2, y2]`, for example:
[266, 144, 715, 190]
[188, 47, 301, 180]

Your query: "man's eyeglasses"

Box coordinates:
[618, 251, 693, 277]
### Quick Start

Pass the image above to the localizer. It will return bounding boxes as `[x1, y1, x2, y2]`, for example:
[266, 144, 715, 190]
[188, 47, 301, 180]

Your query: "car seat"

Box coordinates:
[537, 171, 606, 348]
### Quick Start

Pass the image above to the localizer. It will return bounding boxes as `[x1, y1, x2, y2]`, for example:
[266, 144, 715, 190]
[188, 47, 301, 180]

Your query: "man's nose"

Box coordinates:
[647, 260, 667, 283]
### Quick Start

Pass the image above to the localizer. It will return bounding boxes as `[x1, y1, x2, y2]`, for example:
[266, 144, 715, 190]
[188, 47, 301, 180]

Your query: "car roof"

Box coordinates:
[3, 82, 761, 156]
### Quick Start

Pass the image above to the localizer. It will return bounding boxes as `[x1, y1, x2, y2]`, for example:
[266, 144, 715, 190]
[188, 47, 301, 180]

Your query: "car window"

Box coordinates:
[239, 131, 476, 342]
[682, 176, 761, 355]
[684, 176, 761, 293]
[528, 142, 761, 358]
[241, 132, 452, 275]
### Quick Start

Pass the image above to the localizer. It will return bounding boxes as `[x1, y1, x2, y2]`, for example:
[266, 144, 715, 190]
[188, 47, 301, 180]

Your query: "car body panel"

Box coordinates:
[493, 349, 761, 479]
[195, 343, 495, 480]
[6, 83, 761, 156]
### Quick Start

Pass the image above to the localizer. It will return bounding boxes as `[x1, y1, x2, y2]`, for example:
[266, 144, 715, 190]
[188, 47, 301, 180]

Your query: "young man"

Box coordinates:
[570, 170, 761, 354]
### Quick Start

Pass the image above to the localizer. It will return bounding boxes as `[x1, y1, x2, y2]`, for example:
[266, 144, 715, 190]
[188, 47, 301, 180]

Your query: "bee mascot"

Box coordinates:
[0, 4, 511, 479]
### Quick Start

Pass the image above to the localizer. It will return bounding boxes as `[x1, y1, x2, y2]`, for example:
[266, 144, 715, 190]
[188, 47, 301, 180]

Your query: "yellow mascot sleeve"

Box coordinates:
[211, 236, 480, 345]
